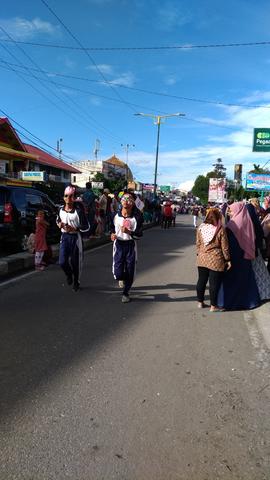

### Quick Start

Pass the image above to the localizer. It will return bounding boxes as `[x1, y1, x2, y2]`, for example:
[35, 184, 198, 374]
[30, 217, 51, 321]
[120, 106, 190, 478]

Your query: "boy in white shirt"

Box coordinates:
[111, 194, 137, 303]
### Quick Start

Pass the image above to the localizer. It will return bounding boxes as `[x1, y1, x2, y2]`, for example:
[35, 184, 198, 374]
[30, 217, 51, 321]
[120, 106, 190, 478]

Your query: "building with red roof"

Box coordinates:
[0, 117, 81, 186]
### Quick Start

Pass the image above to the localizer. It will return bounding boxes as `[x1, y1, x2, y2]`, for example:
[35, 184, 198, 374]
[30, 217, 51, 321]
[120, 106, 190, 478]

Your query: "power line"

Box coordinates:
[1, 38, 270, 51]
[0, 106, 77, 163]
[40, 0, 136, 113]
[0, 26, 123, 144]
[1, 57, 270, 111]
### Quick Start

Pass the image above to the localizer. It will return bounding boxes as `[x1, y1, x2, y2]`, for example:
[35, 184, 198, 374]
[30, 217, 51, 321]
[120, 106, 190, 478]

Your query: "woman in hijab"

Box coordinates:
[218, 202, 260, 310]
[247, 199, 270, 301]
[196, 208, 231, 312]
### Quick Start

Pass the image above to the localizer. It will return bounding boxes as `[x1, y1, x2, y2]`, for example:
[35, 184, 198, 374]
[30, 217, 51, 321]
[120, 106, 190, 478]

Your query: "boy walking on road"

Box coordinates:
[111, 193, 137, 303]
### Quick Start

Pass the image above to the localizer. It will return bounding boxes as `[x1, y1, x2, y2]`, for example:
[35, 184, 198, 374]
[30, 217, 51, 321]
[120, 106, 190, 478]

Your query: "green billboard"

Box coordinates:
[160, 185, 171, 192]
[253, 128, 270, 152]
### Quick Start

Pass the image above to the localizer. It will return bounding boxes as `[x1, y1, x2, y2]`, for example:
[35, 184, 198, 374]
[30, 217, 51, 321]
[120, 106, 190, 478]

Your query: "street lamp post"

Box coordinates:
[134, 113, 185, 196]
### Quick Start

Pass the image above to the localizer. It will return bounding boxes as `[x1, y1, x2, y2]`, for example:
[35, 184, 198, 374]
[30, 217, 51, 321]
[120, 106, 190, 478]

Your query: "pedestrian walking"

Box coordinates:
[163, 202, 173, 229]
[192, 205, 200, 228]
[196, 208, 231, 312]
[57, 186, 89, 291]
[35, 210, 49, 271]
[111, 193, 138, 303]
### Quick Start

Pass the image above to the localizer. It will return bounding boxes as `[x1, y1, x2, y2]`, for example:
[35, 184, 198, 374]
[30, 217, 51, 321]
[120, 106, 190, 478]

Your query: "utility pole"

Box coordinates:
[93, 139, 100, 160]
[57, 138, 63, 160]
[121, 143, 135, 183]
[134, 113, 185, 196]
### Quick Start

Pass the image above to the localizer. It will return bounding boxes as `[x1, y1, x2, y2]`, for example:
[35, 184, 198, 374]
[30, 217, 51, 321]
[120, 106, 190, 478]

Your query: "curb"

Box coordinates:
[0, 222, 155, 280]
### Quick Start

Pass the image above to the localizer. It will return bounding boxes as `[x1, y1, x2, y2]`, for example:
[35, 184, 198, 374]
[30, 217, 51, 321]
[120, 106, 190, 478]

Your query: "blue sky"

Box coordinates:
[1, 0, 270, 190]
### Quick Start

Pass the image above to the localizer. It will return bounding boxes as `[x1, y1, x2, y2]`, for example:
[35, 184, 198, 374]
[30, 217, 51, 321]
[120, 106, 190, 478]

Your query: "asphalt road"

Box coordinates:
[1, 216, 270, 480]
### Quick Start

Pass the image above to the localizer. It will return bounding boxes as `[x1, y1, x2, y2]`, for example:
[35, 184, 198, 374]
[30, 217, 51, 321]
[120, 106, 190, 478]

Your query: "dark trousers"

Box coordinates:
[196, 267, 223, 306]
[113, 239, 136, 295]
[164, 216, 172, 229]
[59, 233, 80, 284]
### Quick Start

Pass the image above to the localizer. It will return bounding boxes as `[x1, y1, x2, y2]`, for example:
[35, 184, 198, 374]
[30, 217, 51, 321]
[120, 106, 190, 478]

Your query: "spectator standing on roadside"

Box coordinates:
[171, 203, 177, 227]
[196, 208, 231, 312]
[57, 186, 89, 291]
[35, 210, 49, 271]
[163, 202, 173, 229]
[192, 205, 200, 228]
[82, 182, 96, 238]
[99, 188, 110, 234]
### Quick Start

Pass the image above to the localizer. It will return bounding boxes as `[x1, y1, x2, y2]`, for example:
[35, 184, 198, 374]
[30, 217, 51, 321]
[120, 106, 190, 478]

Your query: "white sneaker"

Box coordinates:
[119, 280, 125, 288]
[122, 294, 130, 303]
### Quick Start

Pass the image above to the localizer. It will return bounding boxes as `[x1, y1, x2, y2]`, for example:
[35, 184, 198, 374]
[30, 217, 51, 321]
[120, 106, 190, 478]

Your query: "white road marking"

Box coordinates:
[244, 310, 270, 369]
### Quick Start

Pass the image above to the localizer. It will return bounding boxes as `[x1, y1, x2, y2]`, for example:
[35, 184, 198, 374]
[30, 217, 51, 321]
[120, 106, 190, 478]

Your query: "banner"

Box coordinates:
[208, 178, 227, 203]
[246, 173, 270, 191]
[253, 128, 270, 152]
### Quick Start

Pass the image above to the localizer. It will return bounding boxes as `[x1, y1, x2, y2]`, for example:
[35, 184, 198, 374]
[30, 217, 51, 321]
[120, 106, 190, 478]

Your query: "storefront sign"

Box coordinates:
[246, 173, 270, 191]
[22, 171, 45, 182]
[92, 181, 104, 189]
[142, 183, 154, 191]
[253, 128, 270, 152]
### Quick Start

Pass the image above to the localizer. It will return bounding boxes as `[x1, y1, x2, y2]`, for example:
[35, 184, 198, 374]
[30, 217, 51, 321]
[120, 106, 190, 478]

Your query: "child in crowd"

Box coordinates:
[111, 193, 137, 303]
[35, 210, 49, 271]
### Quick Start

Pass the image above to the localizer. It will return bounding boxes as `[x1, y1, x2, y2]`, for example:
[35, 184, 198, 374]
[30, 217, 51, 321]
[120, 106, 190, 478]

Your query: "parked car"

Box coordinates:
[0, 185, 60, 252]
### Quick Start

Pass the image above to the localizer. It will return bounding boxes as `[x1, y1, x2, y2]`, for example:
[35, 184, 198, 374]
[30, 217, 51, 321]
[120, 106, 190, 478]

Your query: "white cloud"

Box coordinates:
[87, 64, 114, 75]
[0, 17, 59, 40]
[87, 64, 135, 87]
[109, 72, 135, 87]
[89, 96, 102, 106]
[164, 75, 177, 86]
[179, 180, 194, 192]
[156, 3, 192, 31]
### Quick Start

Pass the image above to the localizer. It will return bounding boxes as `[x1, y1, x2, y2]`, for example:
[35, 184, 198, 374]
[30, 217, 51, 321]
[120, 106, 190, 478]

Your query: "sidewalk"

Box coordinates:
[0, 223, 154, 279]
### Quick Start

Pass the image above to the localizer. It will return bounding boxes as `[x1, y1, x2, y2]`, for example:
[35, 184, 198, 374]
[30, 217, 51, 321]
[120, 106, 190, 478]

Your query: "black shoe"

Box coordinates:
[73, 281, 80, 292]
[66, 275, 73, 285]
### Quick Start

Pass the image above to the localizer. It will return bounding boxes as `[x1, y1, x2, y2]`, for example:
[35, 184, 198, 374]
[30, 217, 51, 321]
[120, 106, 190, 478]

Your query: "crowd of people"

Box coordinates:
[28, 182, 270, 311]
[196, 197, 270, 312]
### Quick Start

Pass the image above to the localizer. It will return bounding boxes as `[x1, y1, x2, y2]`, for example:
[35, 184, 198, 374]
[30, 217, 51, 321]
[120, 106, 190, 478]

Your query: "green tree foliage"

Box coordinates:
[192, 175, 209, 204]
[92, 172, 126, 192]
[211, 158, 226, 178]
[248, 163, 270, 174]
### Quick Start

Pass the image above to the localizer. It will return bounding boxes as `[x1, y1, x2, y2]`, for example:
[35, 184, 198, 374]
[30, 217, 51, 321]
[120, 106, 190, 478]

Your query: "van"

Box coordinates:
[0, 186, 60, 252]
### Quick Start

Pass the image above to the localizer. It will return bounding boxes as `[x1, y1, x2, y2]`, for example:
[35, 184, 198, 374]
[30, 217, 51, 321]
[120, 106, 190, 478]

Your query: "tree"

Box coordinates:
[192, 175, 209, 204]
[92, 172, 126, 192]
[248, 164, 270, 174]
[211, 158, 226, 178]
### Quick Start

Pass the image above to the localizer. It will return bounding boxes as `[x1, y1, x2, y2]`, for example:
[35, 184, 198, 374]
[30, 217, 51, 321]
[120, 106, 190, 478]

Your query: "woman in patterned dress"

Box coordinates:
[196, 208, 231, 312]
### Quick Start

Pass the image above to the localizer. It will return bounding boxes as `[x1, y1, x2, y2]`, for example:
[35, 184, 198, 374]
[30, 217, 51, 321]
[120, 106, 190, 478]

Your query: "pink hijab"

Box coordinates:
[226, 202, 255, 259]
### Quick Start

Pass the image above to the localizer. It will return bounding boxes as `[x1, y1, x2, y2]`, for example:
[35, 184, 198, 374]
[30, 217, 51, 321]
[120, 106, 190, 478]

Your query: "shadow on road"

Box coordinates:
[0, 217, 197, 418]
